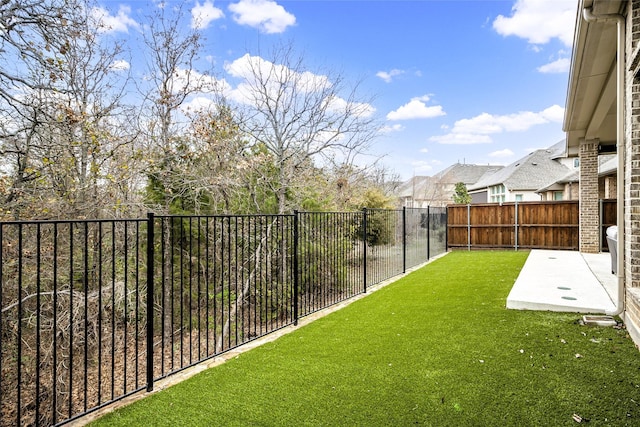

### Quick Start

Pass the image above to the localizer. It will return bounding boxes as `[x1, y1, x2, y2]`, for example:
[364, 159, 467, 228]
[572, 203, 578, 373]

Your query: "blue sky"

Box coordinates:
[96, 0, 577, 181]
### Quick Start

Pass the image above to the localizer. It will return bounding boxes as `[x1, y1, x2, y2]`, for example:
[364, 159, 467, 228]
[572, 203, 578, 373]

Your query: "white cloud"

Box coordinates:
[109, 59, 130, 71]
[158, 68, 232, 114]
[429, 105, 564, 145]
[182, 96, 217, 112]
[91, 6, 139, 34]
[493, 0, 576, 46]
[452, 105, 564, 134]
[223, 54, 375, 118]
[379, 124, 405, 134]
[489, 149, 515, 158]
[376, 69, 405, 83]
[224, 54, 331, 103]
[453, 112, 543, 134]
[430, 133, 493, 145]
[411, 160, 434, 173]
[386, 96, 446, 121]
[537, 57, 570, 73]
[229, 0, 295, 34]
[539, 104, 564, 122]
[419, 148, 429, 154]
[224, 55, 251, 78]
[191, 1, 224, 30]
[325, 95, 376, 119]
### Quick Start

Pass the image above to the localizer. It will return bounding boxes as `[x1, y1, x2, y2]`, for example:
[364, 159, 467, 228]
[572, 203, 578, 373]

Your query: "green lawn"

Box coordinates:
[93, 251, 640, 426]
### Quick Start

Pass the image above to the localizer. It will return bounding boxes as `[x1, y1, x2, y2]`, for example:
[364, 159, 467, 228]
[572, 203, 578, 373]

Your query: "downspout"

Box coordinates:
[583, 7, 625, 316]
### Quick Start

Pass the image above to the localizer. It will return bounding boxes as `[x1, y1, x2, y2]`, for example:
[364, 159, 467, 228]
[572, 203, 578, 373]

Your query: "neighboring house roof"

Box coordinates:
[536, 170, 579, 193]
[469, 140, 570, 192]
[549, 140, 569, 160]
[433, 163, 504, 186]
[536, 153, 617, 193]
[396, 176, 432, 199]
[599, 154, 617, 176]
[396, 163, 504, 203]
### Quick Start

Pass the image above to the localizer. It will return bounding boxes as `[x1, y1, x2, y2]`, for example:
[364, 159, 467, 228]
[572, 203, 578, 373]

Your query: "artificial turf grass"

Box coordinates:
[93, 251, 640, 426]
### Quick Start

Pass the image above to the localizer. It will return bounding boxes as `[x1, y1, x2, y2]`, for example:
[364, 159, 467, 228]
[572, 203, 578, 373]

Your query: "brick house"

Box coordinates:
[564, 0, 640, 346]
[536, 169, 579, 201]
[468, 140, 574, 203]
[536, 153, 616, 201]
[397, 164, 501, 208]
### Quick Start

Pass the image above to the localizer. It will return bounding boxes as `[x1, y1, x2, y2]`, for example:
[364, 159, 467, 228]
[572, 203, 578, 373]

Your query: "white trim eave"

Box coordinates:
[582, 5, 625, 317]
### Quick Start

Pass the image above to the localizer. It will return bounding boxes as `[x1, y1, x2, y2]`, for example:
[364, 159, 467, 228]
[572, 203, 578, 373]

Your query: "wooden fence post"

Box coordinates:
[467, 204, 471, 251]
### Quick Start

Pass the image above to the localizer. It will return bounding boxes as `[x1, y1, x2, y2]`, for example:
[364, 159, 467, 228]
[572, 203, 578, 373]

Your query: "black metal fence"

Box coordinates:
[0, 207, 446, 426]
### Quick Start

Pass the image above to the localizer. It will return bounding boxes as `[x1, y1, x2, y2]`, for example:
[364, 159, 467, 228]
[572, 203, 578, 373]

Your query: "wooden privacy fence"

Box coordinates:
[447, 200, 617, 251]
[447, 201, 578, 250]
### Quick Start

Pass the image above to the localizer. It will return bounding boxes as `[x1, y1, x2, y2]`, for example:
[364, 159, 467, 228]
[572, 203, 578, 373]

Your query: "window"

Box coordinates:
[573, 158, 580, 168]
[515, 194, 523, 202]
[553, 191, 563, 201]
[490, 184, 506, 203]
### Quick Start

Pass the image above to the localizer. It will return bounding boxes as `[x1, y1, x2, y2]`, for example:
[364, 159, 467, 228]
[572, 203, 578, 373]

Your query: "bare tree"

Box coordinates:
[328, 162, 400, 210]
[185, 105, 277, 214]
[44, 8, 137, 218]
[0, 0, 82, 98]
[141, 3, 214, 214]
[0, 0, 84, 218]
[228, 44, 380, 214]
[0, 0, 140, 219]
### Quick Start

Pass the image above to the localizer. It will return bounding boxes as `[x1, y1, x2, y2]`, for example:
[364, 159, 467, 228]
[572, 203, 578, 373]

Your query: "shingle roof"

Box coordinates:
[396, 164, 504, 202]
[469, 141, 570, 192]
[599, 154, 617, 176]
[433, 163, 504, 186]
[536, 169, 579, 193]
[535, 153, 617, 192]
[396, 176, 433, 198]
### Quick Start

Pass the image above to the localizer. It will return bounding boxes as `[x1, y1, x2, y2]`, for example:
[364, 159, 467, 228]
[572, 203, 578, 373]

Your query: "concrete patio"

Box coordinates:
[507, 249, 617, 313]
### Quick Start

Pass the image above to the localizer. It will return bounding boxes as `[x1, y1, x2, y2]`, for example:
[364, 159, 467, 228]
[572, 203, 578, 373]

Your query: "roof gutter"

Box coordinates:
[582, 6, 625, 317]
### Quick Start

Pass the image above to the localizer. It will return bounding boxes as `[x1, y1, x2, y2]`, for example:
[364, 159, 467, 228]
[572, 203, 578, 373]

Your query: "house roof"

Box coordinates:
[536, 170, 579, 193]
[433, 163, 504, 186]
[396, 164, 504, 201]
[469, 141, 571, 192]
[599, 154, 617, 176]
[536, 153, 616, 193]
[396, 176, 433, 199]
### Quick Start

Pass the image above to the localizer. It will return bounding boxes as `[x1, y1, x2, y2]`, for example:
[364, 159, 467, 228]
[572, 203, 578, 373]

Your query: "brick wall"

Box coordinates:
[624, 0, 640, 349]
[579, 140, 600, 253]
[628, 0, 640, 290]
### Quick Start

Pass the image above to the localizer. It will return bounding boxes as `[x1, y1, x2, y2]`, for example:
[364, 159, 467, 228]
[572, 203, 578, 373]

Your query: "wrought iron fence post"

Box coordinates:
[362, 208, 367, 293]
[293, 211, 300, 326]
[146, 213, 155, 392]
[402, 207, 407, 273]
[17, 223, 23, 426]
[445, 207, 449, 252]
